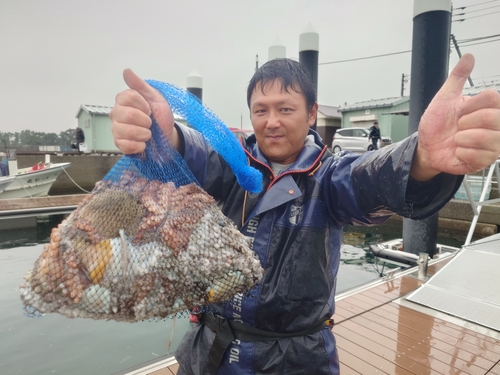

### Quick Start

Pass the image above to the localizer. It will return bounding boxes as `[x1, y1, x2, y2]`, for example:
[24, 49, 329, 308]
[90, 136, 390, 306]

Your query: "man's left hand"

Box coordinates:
[411, 54, 500, 181]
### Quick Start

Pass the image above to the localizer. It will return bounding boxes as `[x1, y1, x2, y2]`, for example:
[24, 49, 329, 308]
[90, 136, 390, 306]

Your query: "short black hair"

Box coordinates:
[247, 58, 316, 111]
[374, 121, 378, 124]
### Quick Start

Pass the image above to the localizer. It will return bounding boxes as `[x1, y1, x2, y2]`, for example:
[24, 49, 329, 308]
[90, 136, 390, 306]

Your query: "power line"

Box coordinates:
[457, 0, 499, 8]
[453, 9, 500, 21]
[319, 50, 411, 65]
[453, 4, 500, 14]
[457, 38, 500, 47]
[452, 33, 500, 47]
[457, 33, 500, 42]
[319, 33, 499, 66]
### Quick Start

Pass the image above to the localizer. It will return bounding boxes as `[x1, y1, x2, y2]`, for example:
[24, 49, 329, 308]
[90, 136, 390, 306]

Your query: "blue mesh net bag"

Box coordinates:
[19, 82, 263, 322]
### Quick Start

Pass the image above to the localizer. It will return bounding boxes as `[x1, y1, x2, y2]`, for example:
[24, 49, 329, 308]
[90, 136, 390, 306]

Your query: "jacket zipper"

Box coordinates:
[243, 146, 328, 192]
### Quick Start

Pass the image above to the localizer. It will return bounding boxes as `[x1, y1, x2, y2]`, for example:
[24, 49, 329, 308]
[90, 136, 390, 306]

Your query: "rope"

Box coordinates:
[61, 167, 91, 194]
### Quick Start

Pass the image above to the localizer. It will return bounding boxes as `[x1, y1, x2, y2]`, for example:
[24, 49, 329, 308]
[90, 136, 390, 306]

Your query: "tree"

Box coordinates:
[59, 129, 76, 145]
[0, 128, 77, 146]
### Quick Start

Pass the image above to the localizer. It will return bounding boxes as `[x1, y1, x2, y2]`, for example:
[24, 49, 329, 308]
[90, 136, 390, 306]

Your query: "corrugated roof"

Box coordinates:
[318, 104, 341, 118]
[339, 83, 500, 113]
[339, 96, 409, 112]
[75, 104, 185, 121]
[463, 82, 500, 96]
[76, 104, 112, 118]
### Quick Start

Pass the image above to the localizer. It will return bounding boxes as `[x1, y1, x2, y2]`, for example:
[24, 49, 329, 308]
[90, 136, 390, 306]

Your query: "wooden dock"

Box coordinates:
[139, 253, 500, 375]
[334, 258, 500, 374]
[0, 194, 87, 214]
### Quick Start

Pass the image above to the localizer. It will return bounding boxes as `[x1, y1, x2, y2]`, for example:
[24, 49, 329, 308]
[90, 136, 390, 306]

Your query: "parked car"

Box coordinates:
[230, 128, 254, 140]
[331, 127, 392, 153]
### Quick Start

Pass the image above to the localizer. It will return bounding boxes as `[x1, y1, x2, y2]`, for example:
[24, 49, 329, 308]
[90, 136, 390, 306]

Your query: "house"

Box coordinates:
[339, 97, 410, 143]
[337, 82, 500, 144]
[75, 105, 117, 153]
[316, 104, 342, 148]
[75, 105, 187, 153]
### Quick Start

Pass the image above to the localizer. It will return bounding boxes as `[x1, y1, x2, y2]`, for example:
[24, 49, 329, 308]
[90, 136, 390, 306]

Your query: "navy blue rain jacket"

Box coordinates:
[175, 124, 462, 375]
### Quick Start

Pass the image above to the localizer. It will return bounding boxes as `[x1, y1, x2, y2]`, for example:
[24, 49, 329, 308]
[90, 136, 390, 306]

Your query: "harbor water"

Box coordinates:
[0, 214, 464, 375]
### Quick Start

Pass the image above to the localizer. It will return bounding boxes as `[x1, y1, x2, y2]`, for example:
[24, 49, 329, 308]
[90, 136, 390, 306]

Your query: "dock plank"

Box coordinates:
[336, 333, 413, 374]
[149, 362, 178, 375]
[489, 362, 500, 375]
[358, 309, 499, 366]
[333, 269, 500, 375]
[344, 311, 493, 373]
[0, 194, 87, 211]
[338, 361, 363, 375]
[376, 303, 500, 350]
[335, 324, 444, 374]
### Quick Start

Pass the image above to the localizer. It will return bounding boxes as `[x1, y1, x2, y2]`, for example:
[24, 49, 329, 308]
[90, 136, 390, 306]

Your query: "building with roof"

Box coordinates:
[337, 82, 500, 144]
[316, 104, 342, 148]
[339, 97, 410, 143]
[75, 104, 187, 153]
[75, 105, 116, 153]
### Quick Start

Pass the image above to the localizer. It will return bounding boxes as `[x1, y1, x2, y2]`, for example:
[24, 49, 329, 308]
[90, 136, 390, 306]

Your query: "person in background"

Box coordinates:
[75, 127, 85, 153]
[110, 54, 500, 375]
[0, 152, 9, 176]
[369, 120, 381, 150]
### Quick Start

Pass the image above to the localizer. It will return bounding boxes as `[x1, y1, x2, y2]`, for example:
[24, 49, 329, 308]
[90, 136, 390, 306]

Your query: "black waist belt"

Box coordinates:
[200, 313, 334, 369]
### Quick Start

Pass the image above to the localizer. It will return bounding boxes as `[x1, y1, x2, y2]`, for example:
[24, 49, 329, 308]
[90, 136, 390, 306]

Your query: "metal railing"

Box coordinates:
[463, 158, 500, 245]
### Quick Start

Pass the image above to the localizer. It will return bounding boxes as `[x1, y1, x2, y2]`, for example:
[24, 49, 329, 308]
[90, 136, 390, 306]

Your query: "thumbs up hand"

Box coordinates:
[110, 69, 178, 154]
[411, 54, 500, 181]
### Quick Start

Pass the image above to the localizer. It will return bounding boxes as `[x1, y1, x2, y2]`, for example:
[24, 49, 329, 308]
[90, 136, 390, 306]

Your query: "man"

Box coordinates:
[0, 153, 8, 176]
[110, 54, 500, 374]
[369, 120, 381, 150]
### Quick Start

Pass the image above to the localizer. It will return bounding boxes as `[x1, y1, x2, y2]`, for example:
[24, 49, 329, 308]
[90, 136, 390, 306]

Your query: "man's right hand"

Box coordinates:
[110, 69, 178, 154]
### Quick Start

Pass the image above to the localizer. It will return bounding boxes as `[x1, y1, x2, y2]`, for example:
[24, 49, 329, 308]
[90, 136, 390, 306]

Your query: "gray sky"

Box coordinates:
[1, 0, 499, 134]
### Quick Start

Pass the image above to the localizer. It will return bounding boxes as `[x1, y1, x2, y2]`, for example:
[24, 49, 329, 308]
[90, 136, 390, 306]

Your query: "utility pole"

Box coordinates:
[451, 34, 474, 87]
[401, 73, 409, 96]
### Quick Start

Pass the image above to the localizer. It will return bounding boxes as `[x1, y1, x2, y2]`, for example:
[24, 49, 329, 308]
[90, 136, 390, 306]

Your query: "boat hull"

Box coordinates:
[0, 175, 16, 194]
[0, 163, 71, 199]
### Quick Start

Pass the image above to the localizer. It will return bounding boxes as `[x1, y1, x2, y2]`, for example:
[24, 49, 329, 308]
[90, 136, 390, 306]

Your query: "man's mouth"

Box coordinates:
[267, 134, 283, 140]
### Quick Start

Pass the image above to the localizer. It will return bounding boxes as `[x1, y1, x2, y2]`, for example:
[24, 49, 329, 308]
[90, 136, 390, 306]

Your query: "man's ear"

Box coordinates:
[308, 103, 318, 127]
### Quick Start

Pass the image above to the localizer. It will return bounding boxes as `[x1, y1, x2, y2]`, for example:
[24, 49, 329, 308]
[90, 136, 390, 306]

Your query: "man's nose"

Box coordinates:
[266, 111, 280, 128]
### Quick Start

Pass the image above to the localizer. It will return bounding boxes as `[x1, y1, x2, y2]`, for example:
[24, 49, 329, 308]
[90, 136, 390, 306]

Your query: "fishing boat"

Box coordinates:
[0, 175, 16, 194]
[0, 161, 71, 199]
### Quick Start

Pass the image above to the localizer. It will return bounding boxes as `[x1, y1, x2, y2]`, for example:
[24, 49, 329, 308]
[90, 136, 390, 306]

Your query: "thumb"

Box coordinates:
[123, 68, 166, 106]
[437, 53, 475, 100]
[122, 68, 174, 136]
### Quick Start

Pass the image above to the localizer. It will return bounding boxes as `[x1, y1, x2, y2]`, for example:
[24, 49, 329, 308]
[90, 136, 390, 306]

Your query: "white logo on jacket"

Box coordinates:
[289, 204, 304, 225]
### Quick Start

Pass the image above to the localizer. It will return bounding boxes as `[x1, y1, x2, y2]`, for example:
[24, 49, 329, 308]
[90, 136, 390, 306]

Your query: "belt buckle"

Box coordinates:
[214, 314, 226, 330]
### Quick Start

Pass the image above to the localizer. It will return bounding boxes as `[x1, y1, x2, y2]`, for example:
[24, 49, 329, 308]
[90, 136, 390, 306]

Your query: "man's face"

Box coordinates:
[249, 80, 317, 165]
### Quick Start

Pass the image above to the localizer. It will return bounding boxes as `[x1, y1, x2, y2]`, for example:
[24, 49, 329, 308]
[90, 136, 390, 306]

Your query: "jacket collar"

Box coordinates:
[244, 129, 326, 172]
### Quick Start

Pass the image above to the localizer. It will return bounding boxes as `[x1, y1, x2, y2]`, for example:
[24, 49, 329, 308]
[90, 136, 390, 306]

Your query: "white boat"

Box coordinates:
[0, 162, 71, 199]
[0, 175, 16, 194]
[340, 244, 366, 261]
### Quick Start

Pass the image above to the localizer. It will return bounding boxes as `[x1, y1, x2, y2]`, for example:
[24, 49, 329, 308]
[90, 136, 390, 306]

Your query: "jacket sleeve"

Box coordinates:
[175, 122, 237, 200]
[323, 132, 463, 227]
[350, 132, 463, 221]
